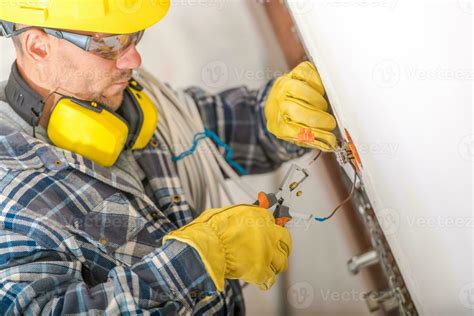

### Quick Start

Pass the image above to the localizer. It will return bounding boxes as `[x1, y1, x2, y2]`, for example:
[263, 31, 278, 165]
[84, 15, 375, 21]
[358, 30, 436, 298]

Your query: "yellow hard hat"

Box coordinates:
[0, 0, 171, 34]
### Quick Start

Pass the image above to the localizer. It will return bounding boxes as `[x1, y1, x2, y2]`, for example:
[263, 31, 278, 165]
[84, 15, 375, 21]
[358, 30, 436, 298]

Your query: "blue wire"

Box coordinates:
[314, 216, 329, 222]
[172, 128, 248, 176]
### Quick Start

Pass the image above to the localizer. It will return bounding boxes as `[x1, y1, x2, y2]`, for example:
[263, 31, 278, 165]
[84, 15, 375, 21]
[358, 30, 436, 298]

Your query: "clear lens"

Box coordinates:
[87, 31, 144, 60]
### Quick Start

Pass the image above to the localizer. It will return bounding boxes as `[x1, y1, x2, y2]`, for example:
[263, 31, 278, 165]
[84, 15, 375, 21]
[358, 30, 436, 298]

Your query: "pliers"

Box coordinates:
[253, 164, 309, 227]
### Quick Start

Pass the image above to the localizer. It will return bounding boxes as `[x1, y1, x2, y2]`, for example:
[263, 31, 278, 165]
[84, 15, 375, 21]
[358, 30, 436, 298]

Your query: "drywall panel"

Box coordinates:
[287, 0, 473, 314]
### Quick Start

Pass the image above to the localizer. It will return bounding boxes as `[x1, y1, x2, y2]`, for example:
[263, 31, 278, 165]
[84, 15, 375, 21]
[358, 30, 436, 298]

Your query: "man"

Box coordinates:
[0, 1, 337, 315]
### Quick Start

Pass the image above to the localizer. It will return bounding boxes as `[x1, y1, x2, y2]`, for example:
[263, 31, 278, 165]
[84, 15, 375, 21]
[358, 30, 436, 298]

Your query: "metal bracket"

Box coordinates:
[364, 289, 400, 313]
[347, 249, 379, 275]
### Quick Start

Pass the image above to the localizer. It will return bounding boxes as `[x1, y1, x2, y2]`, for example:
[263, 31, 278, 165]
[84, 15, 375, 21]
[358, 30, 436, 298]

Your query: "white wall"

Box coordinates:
[0, 32, 15, 79]
[288, 0, 473, 314]
[139, 0, 288, 92]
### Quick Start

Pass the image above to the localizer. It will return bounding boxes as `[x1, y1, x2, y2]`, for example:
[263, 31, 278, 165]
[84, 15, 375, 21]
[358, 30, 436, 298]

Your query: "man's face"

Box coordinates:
[43, 30, 142, 111]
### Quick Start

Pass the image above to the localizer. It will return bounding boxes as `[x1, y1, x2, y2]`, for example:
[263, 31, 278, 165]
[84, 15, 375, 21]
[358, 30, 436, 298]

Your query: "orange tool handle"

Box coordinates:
[254, 192, 290, 227]
[275, 217, 291, 227]
[256, 191, 271, 209]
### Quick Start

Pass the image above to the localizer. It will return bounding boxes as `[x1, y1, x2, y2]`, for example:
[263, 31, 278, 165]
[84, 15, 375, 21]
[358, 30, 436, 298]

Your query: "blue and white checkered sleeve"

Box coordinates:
[185, 80, 309, 175]
[0, 230, 216, 315]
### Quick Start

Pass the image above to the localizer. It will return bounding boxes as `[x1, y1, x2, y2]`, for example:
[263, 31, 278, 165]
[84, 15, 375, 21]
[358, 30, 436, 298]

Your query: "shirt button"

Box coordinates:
[150, 139, 159, 148]
[99, 238, 109, 246]
[172, 195, 181, 204]
[150, 211, 159, 220]
[190, 289, 201, 299]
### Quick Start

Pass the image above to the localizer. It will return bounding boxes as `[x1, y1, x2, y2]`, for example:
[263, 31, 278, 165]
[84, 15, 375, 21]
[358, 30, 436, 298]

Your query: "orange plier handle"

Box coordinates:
[253, 192, 292, 227]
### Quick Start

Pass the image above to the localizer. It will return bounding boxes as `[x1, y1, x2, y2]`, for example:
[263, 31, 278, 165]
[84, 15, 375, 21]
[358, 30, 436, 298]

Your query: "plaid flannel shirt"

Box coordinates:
[0, 78, 306, 315]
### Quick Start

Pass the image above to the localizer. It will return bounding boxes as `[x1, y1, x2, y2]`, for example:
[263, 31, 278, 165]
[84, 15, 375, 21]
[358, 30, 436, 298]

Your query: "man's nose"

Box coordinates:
[115, 44, 142, 70]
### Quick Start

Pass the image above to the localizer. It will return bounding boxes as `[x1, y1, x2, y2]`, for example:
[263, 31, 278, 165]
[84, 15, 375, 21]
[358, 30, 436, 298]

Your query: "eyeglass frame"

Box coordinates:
[0, 20, 144, 60]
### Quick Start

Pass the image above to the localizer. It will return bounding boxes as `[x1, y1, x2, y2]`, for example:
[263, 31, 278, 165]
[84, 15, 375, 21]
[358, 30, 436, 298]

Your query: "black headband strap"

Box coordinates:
[5, 62, 45, 126]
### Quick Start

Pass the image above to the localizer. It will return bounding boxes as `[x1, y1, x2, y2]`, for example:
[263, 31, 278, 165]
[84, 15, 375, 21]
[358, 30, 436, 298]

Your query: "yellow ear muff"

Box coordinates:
[128, 81, 158, 150]
[47, 98, 129, 167]
[47, 80, 158, 167]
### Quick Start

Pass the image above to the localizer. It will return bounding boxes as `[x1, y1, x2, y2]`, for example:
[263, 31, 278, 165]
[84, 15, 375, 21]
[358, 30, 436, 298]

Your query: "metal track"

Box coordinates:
[341, 169, 418, 315]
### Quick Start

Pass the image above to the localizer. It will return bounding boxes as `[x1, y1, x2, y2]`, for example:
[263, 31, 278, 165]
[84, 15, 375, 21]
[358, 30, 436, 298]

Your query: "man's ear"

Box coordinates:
[22, 29, 51, 61]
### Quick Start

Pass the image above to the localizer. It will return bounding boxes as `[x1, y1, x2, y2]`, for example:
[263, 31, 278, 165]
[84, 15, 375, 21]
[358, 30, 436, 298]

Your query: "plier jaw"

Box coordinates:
[254, 164, 309, 227]
[254, 191, 292, 226]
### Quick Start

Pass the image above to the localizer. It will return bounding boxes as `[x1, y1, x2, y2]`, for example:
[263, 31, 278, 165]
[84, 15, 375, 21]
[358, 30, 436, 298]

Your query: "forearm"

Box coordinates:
[0, 231, 216, 315]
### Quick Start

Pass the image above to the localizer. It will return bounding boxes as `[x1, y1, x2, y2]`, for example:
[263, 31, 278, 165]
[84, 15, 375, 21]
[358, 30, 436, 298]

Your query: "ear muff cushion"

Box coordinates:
[116, 89, 143, 149]
[130, 88, 158, 150]
[117, 84, 158, 150]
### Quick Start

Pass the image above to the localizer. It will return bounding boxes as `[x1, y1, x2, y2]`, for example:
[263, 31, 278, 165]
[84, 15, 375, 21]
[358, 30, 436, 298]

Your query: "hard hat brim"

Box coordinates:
[0, 0, 171, 34]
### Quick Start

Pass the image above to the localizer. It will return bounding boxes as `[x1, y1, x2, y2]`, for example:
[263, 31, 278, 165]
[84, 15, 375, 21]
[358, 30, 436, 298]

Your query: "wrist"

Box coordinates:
[163, 222, 227, 291]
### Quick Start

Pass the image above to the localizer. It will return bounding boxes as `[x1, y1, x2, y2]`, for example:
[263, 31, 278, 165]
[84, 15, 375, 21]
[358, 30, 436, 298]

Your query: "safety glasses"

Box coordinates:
[0, 21, 144, 60]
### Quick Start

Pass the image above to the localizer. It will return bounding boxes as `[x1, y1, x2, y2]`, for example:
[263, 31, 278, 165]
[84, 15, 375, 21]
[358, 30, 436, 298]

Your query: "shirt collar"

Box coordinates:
[0, 80, 49, 143]
[0, 87, 148, 202]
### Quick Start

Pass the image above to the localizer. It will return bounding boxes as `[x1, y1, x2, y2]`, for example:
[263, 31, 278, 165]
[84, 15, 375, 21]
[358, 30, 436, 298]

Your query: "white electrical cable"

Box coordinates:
[136, 68, 258, 212]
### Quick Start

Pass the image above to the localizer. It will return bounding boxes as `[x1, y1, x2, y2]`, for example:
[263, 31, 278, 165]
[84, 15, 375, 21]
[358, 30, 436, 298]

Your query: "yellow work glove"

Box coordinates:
[163, 204, 291, 292]
[265, 61, 337, 151]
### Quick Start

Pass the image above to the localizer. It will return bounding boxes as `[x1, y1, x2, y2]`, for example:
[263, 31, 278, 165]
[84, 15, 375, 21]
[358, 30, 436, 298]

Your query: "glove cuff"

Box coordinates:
[163, 222, 227, 291]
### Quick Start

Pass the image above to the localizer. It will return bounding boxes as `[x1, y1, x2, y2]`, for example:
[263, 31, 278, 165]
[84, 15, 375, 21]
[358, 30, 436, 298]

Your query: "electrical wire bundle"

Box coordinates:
[136, 68, 257, 213]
